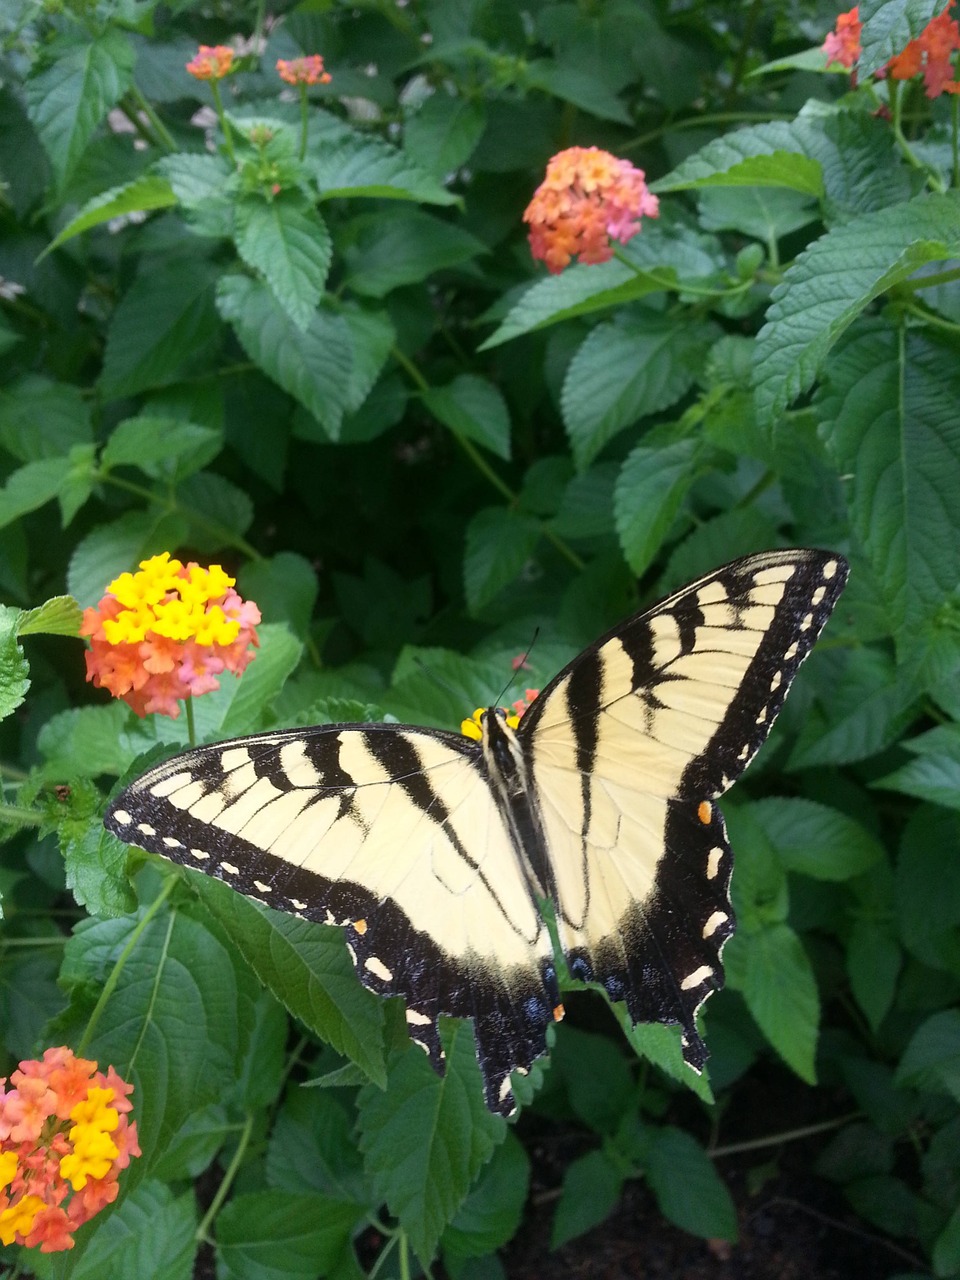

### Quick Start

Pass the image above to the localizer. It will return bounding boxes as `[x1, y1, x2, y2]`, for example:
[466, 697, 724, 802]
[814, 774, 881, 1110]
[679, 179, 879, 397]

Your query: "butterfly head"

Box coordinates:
[460, 705, 519, 741]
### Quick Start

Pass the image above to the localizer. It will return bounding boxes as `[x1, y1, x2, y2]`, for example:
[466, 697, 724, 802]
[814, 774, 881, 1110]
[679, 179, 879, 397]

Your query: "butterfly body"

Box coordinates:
[105, 549, 848, 1115]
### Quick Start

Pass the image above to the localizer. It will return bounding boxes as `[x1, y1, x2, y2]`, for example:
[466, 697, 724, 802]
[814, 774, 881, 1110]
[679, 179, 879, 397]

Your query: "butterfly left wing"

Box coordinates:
[519, 549, 848, 1066]
[104, 723, 559, 1114]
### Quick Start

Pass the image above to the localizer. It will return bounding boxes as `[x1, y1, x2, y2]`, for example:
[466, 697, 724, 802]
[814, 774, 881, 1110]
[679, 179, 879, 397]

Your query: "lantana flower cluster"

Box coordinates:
[185, 44, 234, 81]
[824, 3, 960, 96]
[523, 146, 660, 274]
[82, 553, 261, 718]
[461, 689, 540, 741]
[0, 1048, 140, 1253]
[276, 55, 331, 86]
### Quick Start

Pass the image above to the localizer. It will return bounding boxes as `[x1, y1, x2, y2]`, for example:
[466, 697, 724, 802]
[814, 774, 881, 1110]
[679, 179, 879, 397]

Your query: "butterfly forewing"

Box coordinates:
[520, 549, 848, 1065]
[105, 723, 557, 1114]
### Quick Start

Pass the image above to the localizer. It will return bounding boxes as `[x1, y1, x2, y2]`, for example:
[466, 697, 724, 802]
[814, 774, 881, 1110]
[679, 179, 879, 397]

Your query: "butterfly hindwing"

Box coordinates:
[105, 723, 558, 1114]
[521, 549, 848, 1064]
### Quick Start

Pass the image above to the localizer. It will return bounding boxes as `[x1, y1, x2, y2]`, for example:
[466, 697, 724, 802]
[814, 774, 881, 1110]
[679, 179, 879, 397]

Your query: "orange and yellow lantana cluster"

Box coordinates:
[82, 553, 261, 718]
[523, 146, 659, 274]
[0, 1048, 140, 1253]
[185, 44, 235, 81]
[824, 3, 960, 96]
[276, 55, 332, 86]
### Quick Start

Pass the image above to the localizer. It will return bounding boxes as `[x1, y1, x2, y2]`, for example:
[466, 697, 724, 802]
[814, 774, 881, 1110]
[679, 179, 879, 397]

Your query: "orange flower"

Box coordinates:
[511, 688, 540, 720]
[888, 2, 960, 95]
[186, 45, 234, 81]
[823, 6, 862, 68]
[276, 55, 332, 86]
[81, 553, 261, 718]
[0, 1049, 140, 1253]
[523, 146, 659, 274]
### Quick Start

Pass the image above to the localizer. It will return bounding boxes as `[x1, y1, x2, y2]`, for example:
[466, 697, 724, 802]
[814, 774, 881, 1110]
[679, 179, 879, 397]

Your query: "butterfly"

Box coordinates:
[104, 548, 847, 1115]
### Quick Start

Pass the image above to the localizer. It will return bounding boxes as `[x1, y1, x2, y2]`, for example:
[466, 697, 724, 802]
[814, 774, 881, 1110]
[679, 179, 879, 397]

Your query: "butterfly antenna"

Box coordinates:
[494, 627, 540, 709]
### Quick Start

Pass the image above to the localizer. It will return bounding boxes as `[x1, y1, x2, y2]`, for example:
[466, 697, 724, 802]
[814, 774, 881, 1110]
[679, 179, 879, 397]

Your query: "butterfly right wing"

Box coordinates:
[104, 723, 559, 1114]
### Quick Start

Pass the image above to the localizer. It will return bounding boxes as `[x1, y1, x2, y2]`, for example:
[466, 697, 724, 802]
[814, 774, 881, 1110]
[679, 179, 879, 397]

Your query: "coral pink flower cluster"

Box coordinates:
[524, 146, 659, 274]
[82, 553, 261, 719]
[185, 45, 234, 81]
[276, 55, 331, 86]
[824, 3, 960, 96]
[0, 1048, 140, 1253]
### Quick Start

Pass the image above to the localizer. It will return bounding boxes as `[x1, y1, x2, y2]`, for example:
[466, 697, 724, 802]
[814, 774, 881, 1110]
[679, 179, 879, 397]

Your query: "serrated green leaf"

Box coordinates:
[726, 923, 820, 1082]
[876, 724, 960, 810]
[550, 1147, 624, 1248]
[443, 1131, 529, 1266]
[0, 375, 93, 461]
[238, 553, 319, 643]
[698, 186, 818, 242]
[267, 1086, 366, 1201]
[45, 174, 176, 252]
[39, 703, 145, 778]
[895, 1009, 960, 1102]
[423, 374, 512, 460]
[234, 196, 332, 331]
[725, 803, 789, 930]
[616, 1018, 714, 1104]
[218, 623, 302, 737]
[0, 604, 30, 721]
[339, 306, 396, 415]
[639, 1125, 737, 1241]
[217, 274, 353, 438]
[25, 29, 135, 185]
[101, 260, 221, 399]
[847, 918, 901, 1033]
[613, 439, 698, 576]
[404, 96, 485, 176]
[64, 818, 138, 918]
[313, 137, 459, 205]
[357, 1022, 504, 1263]
[63, 1181, 196, 1280]
[749, 797, 882, 880]
[464, 507, 541, 614]
[550, 464, 617, 539]
[17, 594, 82, 637]
[654, 119, 823, 194]
[342, 210, 485, 297]
[176, 471, 254, 552]
[526, 59, 631, 123]
[216, 1190, 360, 1280]
[102, 417, 222, 480]
[563, 316, 716, 468]
[192, 879, 387, 1087]
[0, 455, 73, 530]
[754, 191, 960, 424]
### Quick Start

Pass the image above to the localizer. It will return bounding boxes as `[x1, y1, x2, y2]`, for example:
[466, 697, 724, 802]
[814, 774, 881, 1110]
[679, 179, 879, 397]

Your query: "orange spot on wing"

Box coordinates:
[697, 801, 712, 825]
[353, 919, 367, 935]
[553, 1003, 565, 1022]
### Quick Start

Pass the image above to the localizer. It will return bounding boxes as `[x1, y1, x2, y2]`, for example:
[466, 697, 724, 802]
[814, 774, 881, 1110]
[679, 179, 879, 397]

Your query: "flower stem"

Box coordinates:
[210, 80, 236, 165]
[298, 84, 309, 160]
[196, 1111, 255, 1244]
[185, 696, 196, 748]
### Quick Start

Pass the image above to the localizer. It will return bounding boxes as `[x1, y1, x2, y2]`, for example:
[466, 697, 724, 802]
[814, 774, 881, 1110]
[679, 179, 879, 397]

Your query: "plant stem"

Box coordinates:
[185, 696, 196, 748]
[299, 84, 309, 160]
[127, 82, 177, 151]
[210, 80, 236, 165]
[196, 1111, 255, 1244]
[710, 1111, 861, 1158]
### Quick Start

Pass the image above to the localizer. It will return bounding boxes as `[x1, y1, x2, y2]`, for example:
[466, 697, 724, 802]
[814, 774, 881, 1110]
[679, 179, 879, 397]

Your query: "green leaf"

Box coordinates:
[442, 1131, 530, 1267]
[613, 439, 698, 576]
[155, 151, 234, 237]
[342, 210, 486, 297]
[67, 510, 190, 608]
[25, 29, 135, 185]
[101, 260, 221, 399]
[357, 1022, 504, 1263]
[238, 552, 319, 642]
[821, 326, 960, 635]
[895, 1009, 960, 1103]
[876, 725, 960, 811]
[550, 1147, 624, 1248]
[45, 174, 177, 252]
[64, 817, 138, 918]
[216, 1191, 360, 1280]
[63, 1181, 196, 1280]
[550, 464, 617, 539]
[102, 417, 222, 480]
[0, 455, 73, 530]
[895, 806, 960, 972]
[0, 376, 93, 461]
[525, 60, 631, 124]
[933, 1198, 960, 1278]
[847, 918, 901, 1033]
[617, 1019, 714, 1104]
[858, 0, 951, 78]
[463, 507, 541, 614]
[313, 136, 458, 205]
[61, 906, 250, 1169]
[422, 374, 512, 460]
[234, 195, 332, 331]
[725, 923, 820, 1082]
[339, 306, 396, 415]
[404, 96, 486, 176]
[754, 192, 960, 424]
[192, 880, 387, 1087]
[563, 316, 716, 468]
[725, 803, 789, 931]
[38, 703, 146, 778]
[658, 149, 823, 197]
[217, 274, 354, 439]
[17, 595, 81, 638]
[639, 1125, 738, 1241]
[698, 186, 818, 242]
[218, 623, 302, 738]
[749, 797, 882, 880]
[0, 604, 30, 721]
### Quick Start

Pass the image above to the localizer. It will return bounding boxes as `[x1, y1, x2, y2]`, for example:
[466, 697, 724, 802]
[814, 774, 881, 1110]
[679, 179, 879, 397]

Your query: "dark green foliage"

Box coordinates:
[3, 0, 960, 1274]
